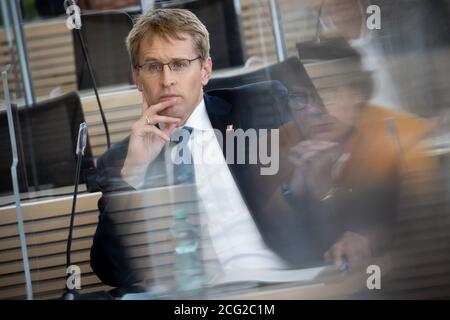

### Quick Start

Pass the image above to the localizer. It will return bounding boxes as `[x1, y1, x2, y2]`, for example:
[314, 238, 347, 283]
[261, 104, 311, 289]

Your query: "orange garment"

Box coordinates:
[339, 105, 438, 188]
[251, 105, 439, 227]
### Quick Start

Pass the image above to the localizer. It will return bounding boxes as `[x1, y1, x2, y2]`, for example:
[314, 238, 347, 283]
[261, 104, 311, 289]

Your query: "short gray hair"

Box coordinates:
[126, 9, 210, 69]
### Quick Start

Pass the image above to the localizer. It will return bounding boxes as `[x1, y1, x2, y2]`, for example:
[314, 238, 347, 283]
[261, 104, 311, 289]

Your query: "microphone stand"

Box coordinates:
[61, 122, 114, 300]
[64, 0, 111, 149]
[61, 122, 88, 300]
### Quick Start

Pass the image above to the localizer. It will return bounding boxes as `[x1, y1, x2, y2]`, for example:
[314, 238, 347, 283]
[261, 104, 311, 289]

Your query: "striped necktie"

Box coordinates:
[171, 126, 195, 184]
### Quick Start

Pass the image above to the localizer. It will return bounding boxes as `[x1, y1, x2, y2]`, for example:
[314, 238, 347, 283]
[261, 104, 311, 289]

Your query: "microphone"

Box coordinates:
[296, 1, 362, 62]
[76, 122, 88, 157]
[59, 123, 126, 299]
[62, 122, 88, 300]
[61, 122, 115, 299]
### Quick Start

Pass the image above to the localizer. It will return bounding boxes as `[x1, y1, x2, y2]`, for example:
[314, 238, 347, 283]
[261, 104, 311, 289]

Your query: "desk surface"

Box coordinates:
[0, 184, 88, 208]
[0, 183, 392, 300]
[122, 255, 390, 300]
[208, 255, 391, 300]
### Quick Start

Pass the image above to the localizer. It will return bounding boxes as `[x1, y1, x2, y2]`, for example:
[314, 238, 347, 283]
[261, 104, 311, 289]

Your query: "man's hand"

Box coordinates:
[287, 140, 343, 201]
[324, 231, 372, 270]
[121, 95, 180, 187]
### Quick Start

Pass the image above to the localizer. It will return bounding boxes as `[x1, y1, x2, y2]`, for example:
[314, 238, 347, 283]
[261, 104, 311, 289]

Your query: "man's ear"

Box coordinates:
[201, 57, 212, 87]
[132, 67, 143, 92]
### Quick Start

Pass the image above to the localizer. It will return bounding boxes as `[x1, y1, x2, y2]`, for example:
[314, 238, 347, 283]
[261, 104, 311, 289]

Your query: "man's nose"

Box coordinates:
[161, 65, 175, 87]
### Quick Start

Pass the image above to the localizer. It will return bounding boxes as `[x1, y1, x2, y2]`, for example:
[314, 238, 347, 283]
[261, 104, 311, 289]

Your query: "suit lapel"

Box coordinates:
[204, 92, 234, 159]
[204, 92, 233, 133]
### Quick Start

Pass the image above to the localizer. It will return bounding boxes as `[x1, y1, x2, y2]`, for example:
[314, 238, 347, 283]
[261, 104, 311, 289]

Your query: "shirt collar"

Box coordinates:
[184, 98, 212, 131]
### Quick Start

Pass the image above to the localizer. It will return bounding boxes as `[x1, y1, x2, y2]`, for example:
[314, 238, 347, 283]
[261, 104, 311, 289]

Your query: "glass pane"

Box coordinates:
[1, 0, 450, 301]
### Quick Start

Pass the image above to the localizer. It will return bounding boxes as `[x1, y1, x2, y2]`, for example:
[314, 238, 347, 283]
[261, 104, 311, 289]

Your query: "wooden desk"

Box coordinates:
[0, 182, 389, 300]
[207, 255, 391, 300]
[0, 184, 200, 300]
[0, 188, 107, 299]
[0, 185, 87, 208]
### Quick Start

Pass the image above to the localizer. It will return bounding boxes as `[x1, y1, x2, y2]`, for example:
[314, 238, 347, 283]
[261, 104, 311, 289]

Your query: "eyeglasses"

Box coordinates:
[288, 93, 313, 110]
[137, 56, 202, 76]
[288, 92, 325, 111]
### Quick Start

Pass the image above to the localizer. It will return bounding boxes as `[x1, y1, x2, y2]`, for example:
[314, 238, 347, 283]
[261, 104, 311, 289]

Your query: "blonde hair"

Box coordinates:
[126, 9, 210, 69]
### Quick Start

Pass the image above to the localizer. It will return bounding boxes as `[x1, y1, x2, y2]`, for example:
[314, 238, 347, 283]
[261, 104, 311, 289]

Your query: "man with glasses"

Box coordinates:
[90, 8, 292, 290]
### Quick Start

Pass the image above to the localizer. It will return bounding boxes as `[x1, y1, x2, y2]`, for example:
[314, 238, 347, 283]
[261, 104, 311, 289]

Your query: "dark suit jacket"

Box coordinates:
[90, 81, 292, 288]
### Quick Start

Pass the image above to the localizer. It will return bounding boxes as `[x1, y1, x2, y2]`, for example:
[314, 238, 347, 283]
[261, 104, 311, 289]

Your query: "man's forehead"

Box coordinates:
[140, 33, 193, 52]
[138, 33, 196, 63]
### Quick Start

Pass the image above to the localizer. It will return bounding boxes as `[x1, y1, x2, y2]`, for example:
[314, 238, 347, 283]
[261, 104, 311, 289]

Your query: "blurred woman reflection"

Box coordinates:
[245, 47, 438, 271]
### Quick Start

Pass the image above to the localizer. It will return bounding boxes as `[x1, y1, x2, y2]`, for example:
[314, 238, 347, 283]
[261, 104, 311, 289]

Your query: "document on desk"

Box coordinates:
[206, 265, 332, 288]
[121, 266, 332, 299]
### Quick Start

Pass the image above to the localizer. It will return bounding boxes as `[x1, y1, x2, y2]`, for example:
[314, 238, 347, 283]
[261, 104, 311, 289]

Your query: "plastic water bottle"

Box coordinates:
[170, 210, 204, 297]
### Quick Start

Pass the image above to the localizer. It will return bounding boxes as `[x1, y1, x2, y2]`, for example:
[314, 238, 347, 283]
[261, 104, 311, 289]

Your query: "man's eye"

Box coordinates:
[171, 61, 188, 70]
[147, 63, 161, 72]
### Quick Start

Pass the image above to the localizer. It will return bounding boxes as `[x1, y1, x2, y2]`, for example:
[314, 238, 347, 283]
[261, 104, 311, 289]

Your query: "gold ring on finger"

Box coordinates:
[145, 115, 151, 125]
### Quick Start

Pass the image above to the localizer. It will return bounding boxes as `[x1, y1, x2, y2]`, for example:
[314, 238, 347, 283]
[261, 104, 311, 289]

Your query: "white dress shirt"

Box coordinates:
[183, 99, 288, 272]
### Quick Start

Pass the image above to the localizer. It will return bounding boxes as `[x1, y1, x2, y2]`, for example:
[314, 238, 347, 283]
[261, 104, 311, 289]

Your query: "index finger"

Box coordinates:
[144, 98, 177, 116]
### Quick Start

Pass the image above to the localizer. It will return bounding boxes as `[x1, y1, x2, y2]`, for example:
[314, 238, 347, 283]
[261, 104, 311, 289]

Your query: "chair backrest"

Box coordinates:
[0, 92, 94, 194]
[206, 56, 321, 94]
[205, 57, 323, 130]
[73, 11, 134, 90]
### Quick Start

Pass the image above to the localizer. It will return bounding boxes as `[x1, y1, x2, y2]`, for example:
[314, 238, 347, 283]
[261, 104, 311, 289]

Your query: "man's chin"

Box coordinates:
[161, 109, 187, 124]
[159, 106, 178, 117]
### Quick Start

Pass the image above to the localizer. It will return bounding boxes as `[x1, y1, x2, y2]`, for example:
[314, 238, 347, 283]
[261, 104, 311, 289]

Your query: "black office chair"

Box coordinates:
[0, 105, 28, 194]
[205, 56, 324, 129]
[296, 37, 361, 62]
[0, 92, 94, 195]
[206, 56, 319, 93]
[73, 11, 134, 90]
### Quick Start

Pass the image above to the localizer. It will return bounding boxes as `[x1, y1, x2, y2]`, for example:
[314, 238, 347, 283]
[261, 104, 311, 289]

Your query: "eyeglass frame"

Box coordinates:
[288, 91, 326, 112]
[136, 56, 202, 76]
